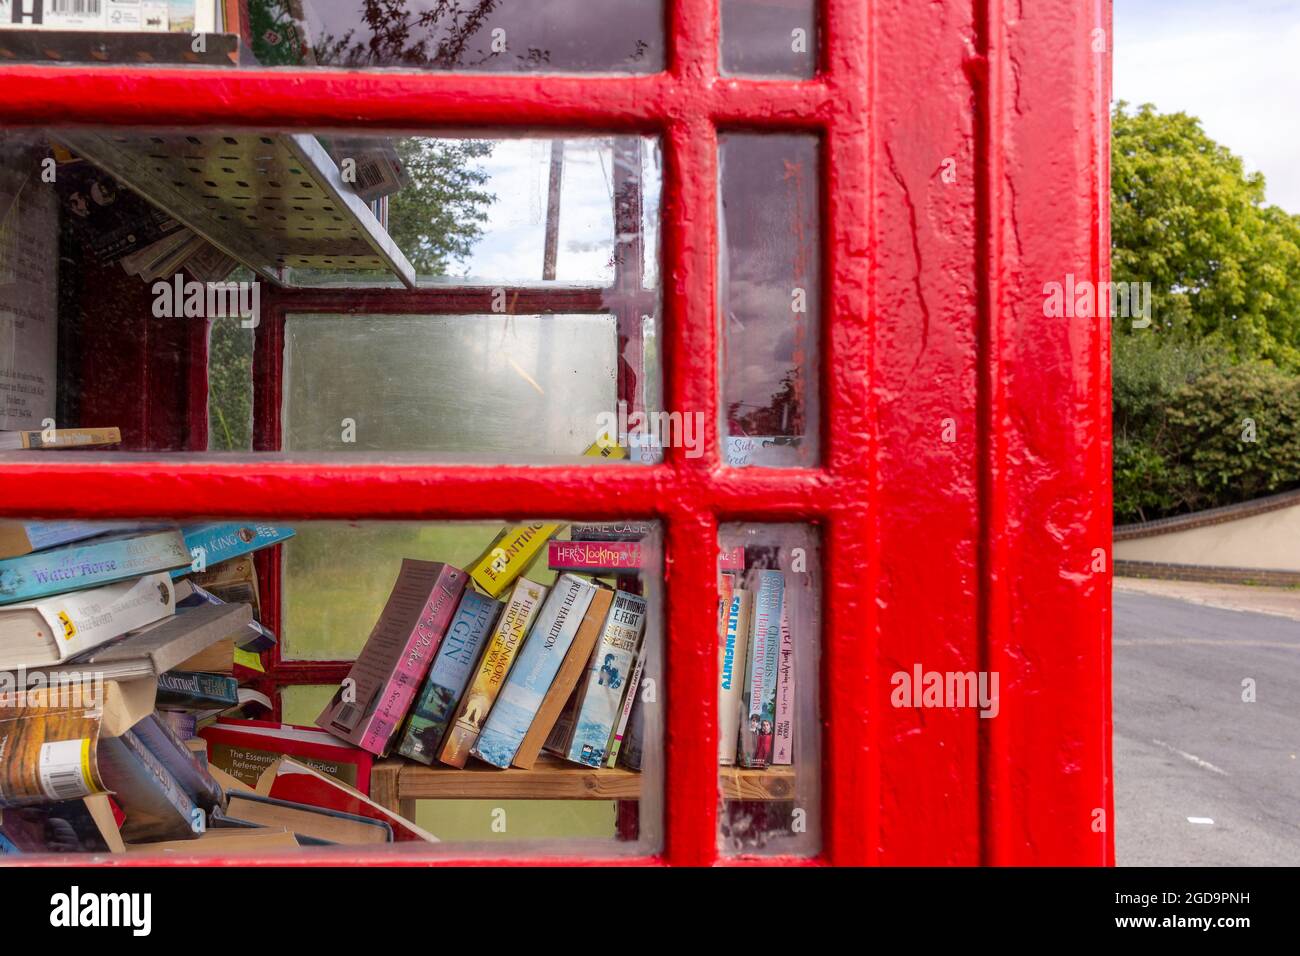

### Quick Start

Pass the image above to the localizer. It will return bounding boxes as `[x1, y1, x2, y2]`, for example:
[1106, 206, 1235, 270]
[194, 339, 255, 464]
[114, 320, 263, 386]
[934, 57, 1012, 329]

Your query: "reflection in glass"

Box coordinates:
[721, 0, 817, 78]
[719, 134, 820, 468]
[0, 0, 663, 73]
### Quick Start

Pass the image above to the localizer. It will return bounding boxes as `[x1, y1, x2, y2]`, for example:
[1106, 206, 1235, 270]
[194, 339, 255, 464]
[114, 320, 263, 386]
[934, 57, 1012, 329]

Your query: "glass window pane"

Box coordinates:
[717, 522, 821, 856]
[0, 129, 660, 463]
[0, 0, 664, 73]
[719, 134, 820, 468]
[721, 0, 817, 78]
[0, 516, 662, 858]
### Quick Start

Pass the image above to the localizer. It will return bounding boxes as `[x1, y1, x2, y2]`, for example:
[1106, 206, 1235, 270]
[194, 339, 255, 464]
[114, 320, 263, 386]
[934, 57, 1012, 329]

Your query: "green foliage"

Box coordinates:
[1112, 104, 1300, 522]
[386, 137, 494, 276]
[207, 318, 253, 452]
[1112, 102, 1300, 367]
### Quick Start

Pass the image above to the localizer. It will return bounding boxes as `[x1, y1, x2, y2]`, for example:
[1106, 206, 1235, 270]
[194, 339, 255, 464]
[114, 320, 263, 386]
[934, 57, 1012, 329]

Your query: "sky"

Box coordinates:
[1115, 0, 1300, 214]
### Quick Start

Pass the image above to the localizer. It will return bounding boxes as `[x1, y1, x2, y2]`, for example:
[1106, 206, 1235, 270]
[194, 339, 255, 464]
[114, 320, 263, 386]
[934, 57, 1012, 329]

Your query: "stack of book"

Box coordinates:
[313, 520, 654, 774]
[0, 520, 429, 854]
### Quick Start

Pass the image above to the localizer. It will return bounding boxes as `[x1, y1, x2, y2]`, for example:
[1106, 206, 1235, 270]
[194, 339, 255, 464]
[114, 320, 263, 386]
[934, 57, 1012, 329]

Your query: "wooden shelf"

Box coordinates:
[369, 755, 797, 811]
[0, 29, 239, 65]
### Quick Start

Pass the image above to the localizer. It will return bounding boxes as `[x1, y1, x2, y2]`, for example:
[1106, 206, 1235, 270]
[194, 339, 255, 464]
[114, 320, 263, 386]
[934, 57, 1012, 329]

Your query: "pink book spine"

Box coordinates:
[773, 603, 795, 765]
[359, 567, 466, 754]
[548, 540, 643, 571]
[718, 547, 744, 571]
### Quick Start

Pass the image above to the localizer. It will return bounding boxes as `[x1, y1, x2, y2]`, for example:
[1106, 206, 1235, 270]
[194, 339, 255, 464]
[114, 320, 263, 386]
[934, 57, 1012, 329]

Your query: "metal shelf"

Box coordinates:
[57, 131, 417, 289]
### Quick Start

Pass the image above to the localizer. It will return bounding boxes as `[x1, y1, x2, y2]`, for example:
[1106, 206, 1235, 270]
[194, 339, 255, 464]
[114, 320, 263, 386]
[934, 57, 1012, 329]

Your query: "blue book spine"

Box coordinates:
[171, 523, 295, 579]
[21, 521, 143, 553]
[396, 591, 503, 764]
[0, 530, 190, 606]
[564, 592, 647, 768]
[471, 575, 597, 768]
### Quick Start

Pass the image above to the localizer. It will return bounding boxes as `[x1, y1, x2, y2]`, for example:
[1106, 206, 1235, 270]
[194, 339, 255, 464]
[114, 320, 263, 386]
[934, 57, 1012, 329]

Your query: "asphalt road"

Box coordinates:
[1114, 590, 1300, 865]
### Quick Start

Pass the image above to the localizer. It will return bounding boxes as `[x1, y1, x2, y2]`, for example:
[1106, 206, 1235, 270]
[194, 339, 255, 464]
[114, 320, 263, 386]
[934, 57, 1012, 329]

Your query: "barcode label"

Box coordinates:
[38, 739, 94, 802]
[333, 703, 362, 730]
[51, 0, 102, 14]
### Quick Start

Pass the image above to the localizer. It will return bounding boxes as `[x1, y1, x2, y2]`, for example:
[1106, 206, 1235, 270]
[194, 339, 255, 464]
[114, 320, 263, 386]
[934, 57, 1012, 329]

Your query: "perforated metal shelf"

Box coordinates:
[57, 131, 417, 288]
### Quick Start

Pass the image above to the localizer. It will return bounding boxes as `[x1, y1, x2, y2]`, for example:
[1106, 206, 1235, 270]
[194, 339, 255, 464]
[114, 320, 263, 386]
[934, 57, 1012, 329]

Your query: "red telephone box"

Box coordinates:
[0, 0, 1112, 866]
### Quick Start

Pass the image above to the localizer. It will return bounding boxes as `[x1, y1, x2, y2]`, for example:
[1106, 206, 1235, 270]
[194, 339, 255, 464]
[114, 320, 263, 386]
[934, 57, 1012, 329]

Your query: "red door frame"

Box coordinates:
[0, 0, 1112, 866]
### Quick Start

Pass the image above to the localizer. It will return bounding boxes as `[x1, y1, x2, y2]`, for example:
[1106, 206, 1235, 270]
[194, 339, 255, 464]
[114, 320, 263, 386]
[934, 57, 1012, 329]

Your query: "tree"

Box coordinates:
[386, 137, 494, 276]
[1112, 102, 1300, 367]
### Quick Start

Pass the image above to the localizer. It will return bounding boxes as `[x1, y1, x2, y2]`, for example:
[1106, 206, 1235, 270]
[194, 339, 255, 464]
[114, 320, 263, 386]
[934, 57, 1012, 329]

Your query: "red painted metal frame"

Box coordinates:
[0, 0, 1112, 866]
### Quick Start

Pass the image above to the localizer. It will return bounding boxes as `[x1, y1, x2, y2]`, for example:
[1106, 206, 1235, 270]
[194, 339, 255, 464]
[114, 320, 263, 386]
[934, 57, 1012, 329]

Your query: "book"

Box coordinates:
[549, 591, 646, 768]
[59, 601, 251, 683]
[174, 522, 295, 579]
[97, 728, 201, 842]
[605, 652, 645, 767]
[315, 560, 467, 756]
[0, 572, 175, 669]
[125, 827, 301, 854]
[0, 529, 189, 606]
[254, 757, 437, 843]
[568, 522, 655, 541]
[0, 521, 143, 561]
[0, 157, 57, 432]
[737, 570, 785, 769]
[467, 522, 561, 598]
[217, 792, 391, 845]
[547, 540, 648, 574]
[472, 574, 600, 768]
[155, 670, 239, 708]
[395, 590, 503, 765]
[199, 719, 374, 793]
[718, 587, 752, 766]
[128, 712, 224, 816]
[772, 603, 795, 766]
[719, 546, 745, 572]
[0, 695, 106, 807]
[176, 579, 276, 652]
[56, 161, 186, 264]
[515, 587, 614, 769]
[0, 427, 121, 450]
[437, 578, 548, 768]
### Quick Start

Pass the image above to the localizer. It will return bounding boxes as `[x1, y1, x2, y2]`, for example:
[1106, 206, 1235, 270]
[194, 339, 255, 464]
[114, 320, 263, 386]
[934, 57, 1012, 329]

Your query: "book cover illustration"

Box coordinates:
[547, 540, 649, 574]
[604, 650, 645, 768]
[396, 590, 503, 765]
[471, 574, 598, 768]
[737, 570, 785, 769]
[0, 529, 189, 606]
[561, 591, 647, 768]
[315, 560, 466, 756]
[437, 578, 548, 768]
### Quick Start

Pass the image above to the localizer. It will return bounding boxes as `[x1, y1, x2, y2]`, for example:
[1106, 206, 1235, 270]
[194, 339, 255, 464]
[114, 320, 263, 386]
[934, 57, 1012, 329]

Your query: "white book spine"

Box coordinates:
[773, 603, 795, 766]
[14, 573, 175, 664]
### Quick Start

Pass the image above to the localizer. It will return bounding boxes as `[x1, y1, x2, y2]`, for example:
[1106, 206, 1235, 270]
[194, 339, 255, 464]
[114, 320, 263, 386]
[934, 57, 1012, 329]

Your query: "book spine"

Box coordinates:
[568, 522, 654, 541]
[468, 523, 561, 597]
[358, 566, 466, 755]
[471, 575, 598, 768]
[737, 571, 785, 769]
[772, 603, 795, 766]
[560, 591, 647, 768]
[0, 531, 189, 606]
[437, 580, 547, 768]
[604, 653, 646, 768]
[13, 427, 121, 449]
[547, 540, 644, 574]
[156, 670, 239, 707]
[173, 523, 295, 579]
[396, 591, 502, 765]
[718, 589, 752, 766]
[109, 730, 200, 842]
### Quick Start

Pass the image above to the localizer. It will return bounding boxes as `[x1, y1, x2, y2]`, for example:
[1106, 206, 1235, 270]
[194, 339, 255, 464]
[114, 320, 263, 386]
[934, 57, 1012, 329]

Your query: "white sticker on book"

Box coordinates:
[38, 738, 95, 802]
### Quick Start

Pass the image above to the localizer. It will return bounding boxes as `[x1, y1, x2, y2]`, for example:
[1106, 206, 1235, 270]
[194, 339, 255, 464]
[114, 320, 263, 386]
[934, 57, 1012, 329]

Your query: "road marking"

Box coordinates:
[1152, 739, 1229, 776]
[1187, 817, 1215, 825]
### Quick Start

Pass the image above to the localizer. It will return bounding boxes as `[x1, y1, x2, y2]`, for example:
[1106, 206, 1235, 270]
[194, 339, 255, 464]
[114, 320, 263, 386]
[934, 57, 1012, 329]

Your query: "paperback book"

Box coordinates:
[174, 523, 295, 579]
[471, 574, 599, 768]
[0, 529, 189, 606]
[718, 586, 752, 766]
[737, 570, 785, 769]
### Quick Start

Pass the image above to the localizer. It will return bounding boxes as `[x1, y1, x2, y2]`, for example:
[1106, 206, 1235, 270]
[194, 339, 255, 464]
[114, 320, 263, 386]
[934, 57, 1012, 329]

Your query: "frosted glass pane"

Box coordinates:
[283, 313, 617, 458]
